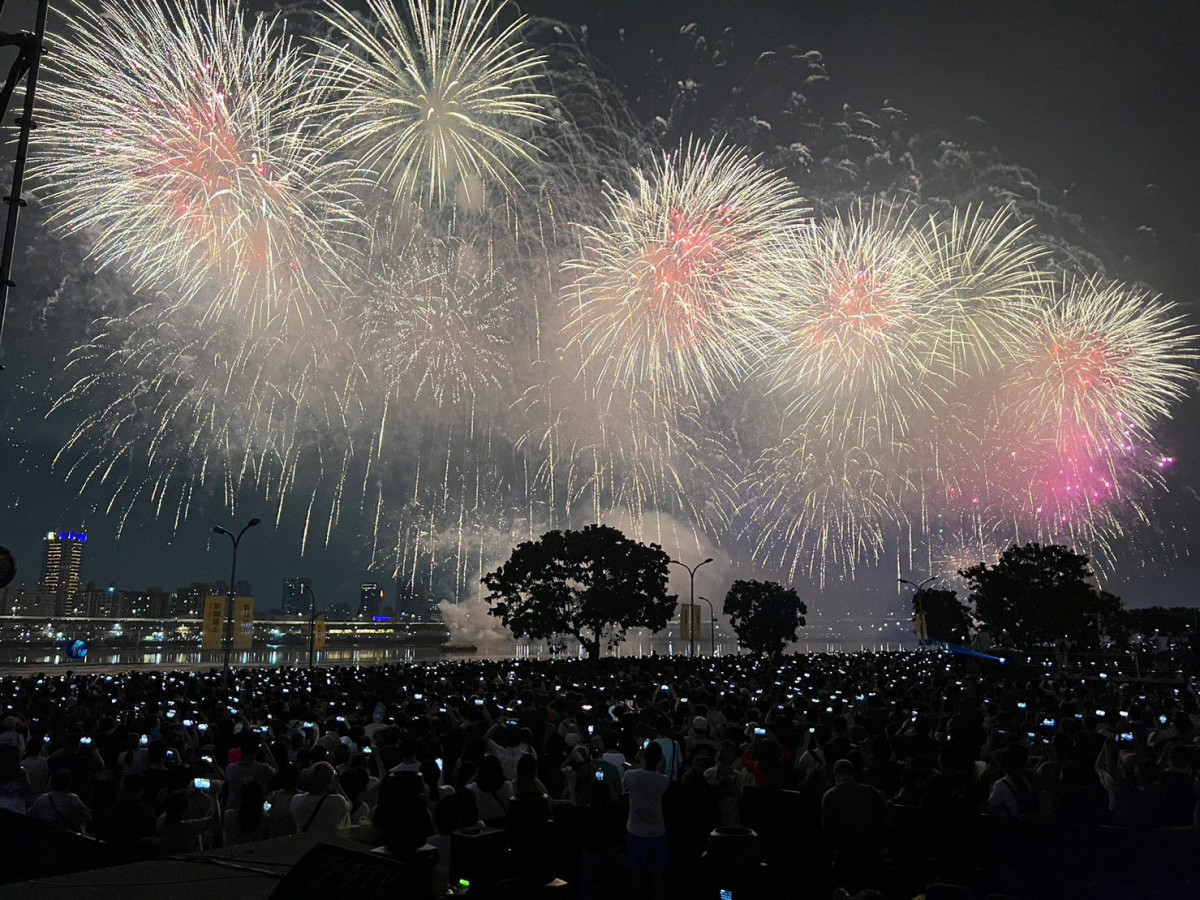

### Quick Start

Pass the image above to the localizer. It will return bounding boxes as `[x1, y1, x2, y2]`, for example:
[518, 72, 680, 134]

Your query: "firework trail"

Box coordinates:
[51, 305, 369, 552]
[564, 139, 809, 409]
[362, 227, 516, 408]
[740, 427, 908, 586]
[39, 0, 363, 332]
[317, 0, 550, 209]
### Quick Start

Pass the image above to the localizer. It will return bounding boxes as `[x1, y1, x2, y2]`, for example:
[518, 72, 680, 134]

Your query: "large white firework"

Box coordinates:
[564, 139, 809, 408]
[317, 0, 550, 208]
[39, 0, 362, 332]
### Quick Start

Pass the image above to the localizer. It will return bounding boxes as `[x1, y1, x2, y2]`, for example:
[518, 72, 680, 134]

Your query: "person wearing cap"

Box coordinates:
[290, 762, 351, 836]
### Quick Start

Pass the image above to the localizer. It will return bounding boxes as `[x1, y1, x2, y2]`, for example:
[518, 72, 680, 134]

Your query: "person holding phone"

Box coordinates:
[290, 762, 351, 837]
[224, 780, 275, 845]
[623, 740, 670, 898]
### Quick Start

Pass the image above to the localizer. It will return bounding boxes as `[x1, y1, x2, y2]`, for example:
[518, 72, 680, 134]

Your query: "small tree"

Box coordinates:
[959, 542, 1124, 649]
[482, 524, 676, 660]
[913, 587, 973, 644]
[723, 579, 807, 656]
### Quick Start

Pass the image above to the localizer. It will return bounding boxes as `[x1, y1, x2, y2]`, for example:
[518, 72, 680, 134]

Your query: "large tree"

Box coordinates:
[482, 524, 676, 660]
[913, 587, 973, 644]
[723, 579, 807, 656]
[959, 542, 1123, 649]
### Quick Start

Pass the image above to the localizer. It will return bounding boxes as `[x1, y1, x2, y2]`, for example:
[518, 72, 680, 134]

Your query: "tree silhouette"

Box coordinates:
[959, 542, 1123, 649]
[913, 587, 973, 644]
[723, 579, 807, 656]
[482, 524, 676, 660]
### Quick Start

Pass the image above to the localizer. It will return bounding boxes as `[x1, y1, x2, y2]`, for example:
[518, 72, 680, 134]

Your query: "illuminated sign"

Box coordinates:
[52, 531, 87, 543]
[372, 616, 392, 622]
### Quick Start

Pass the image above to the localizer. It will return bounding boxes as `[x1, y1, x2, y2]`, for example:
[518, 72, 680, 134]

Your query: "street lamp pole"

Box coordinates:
[212, 518, 260, 684]
[670, 557, 713, 658]
[698, 596, 716, 656]
[899, 575, 937, 645]
[305, 583, 318, 670]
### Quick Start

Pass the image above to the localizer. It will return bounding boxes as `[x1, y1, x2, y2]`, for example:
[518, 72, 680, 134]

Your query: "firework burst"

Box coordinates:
[1007, 277, 1195, 450]
[762, 202, 938, 445]
[40, 0, 362, 331]
[564, 140, 808, 407]
[317, 0, 550, 208]
[740, 428, 908, 586]
[363, 229, 515, 408]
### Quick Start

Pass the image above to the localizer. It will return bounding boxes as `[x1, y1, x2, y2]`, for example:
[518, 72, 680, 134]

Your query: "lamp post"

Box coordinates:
[669, 557, 713, 658]
[305, 583, 318, 670]
[899, 575, 937, 645]
[698, 595, 716, 656]
[212, 518, 260, 683]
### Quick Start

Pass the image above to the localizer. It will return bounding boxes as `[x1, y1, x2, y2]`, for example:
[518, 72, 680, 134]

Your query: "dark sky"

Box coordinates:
[0, 0, 1198, 613]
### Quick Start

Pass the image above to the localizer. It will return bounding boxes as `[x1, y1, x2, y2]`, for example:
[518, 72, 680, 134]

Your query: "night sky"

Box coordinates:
[0, 0, 1197, 616]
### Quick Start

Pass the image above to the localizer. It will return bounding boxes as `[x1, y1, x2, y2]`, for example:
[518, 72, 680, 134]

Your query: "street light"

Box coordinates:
[899, 575, 937, 645]
[212, 518, 260, 683]
[670, 557, 713, 658]
[698, 596, 716, 656]
[304, 583, 319, 670]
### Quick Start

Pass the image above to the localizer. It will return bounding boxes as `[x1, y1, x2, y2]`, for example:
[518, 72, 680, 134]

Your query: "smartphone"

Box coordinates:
[720, 891, 734, 900]
[166, 749, 176, 760]
[1017, 702, 1027, 710]
[1118, 732, 1136, 743]
[1042, 718, 1056, 728]
[808, 727, 816, 734]
[594, 769, 605, 781]
[435, 758, 444, 771]
[182, 720, 194, 728]
[336, 716, 346, 724]
[587, 725, 594, 735]
[474, 699, 484, 707]
[42, 735, 50, 744]
[139, 734, 149, 747]
[263, 801, 272, 813]
[660, 685, 669, 693]
[754, 727, 766, 737]
[166, 710, 176, 719]
[198, 723, 208, 732]
[201, 755, 214, 765]
[1096, 710, 1106, 717]
[362, 747, 372, 755]
[80, 736, 92, 746]
[193, 777, 211, 791]
[303, 722, 315, 729]
[1118, 711, 1129, 719]
[1160, 715, 1169, 725]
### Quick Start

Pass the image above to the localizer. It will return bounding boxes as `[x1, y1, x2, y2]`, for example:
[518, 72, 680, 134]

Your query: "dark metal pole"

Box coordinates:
[0, 0, 49, 363]
[306, 584, 318, 669]
[215, 519, 260, 684]
[699, 596, 716, 656]
[670, 557, 713, 659]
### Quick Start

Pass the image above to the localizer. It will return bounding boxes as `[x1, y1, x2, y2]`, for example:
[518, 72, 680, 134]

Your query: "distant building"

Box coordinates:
[359, 582, 383, 619]
[80, 582, 120, 618]
[173, 583, 216, 618]
[39, 531, 86, 616]
[326, 602, 352, 621]
[236, 580, 252, 598]
[282, 577, 311, 617]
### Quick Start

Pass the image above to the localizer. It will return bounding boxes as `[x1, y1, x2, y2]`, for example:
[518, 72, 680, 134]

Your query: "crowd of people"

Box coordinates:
[0, 650, 1197, 898]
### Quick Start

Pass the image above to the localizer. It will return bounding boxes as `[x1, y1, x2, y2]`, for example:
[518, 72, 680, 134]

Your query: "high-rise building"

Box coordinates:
[282, 577, 311, 617]
[80, 582, 121, 618]
[39, 531, 86, 616]
[172, 583, 215, 618]
[358, 582, 383, 619]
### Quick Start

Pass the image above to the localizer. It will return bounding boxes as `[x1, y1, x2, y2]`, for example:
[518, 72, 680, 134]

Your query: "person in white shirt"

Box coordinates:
[623, 741, 670, 896]
[484, 722, 534, 783]
[28, 769, 91, 833]
[290, 762, 352, 836]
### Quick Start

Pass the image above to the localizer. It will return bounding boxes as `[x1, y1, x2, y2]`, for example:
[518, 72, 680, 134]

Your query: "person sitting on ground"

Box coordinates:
[224, 780, 275, 845]
[0, 743, 30, 814]
[28, 768, 91, 833]
[155, 788, 216, 854]
[290, 762, 352, 836]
